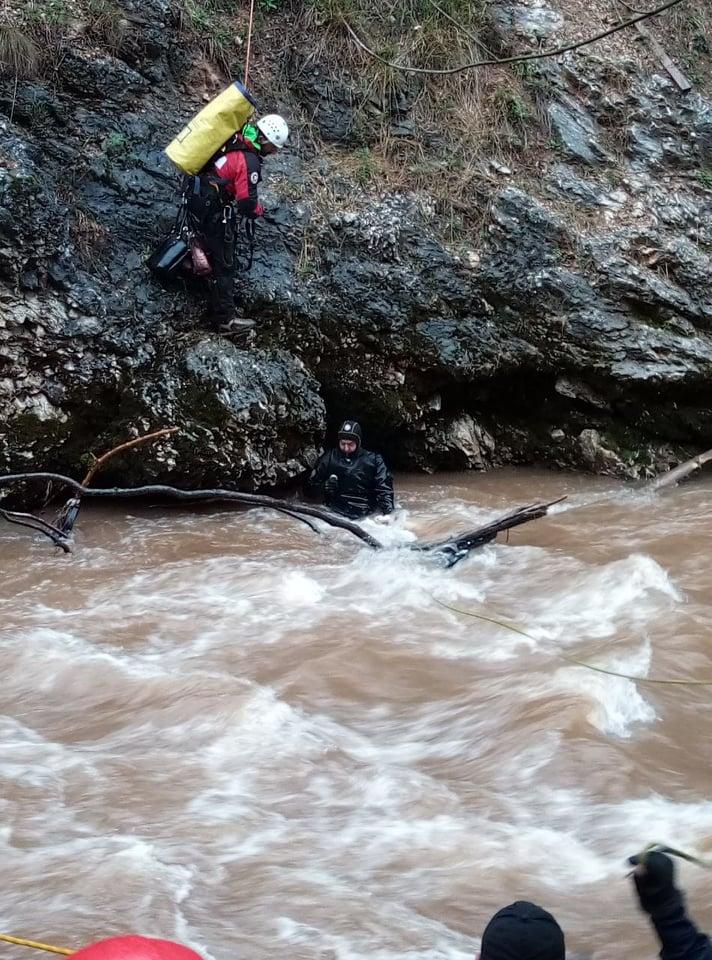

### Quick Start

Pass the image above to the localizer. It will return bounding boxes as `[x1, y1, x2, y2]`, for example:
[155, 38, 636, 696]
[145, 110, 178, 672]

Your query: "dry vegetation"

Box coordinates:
[1, 0, 709, 239]
[72, 207, 111, 262]
[255, 0, 557, 238]
[273, 0, 712, 238]
[663, 0, 711, 93]
[0, 19, 40, 77]
[173, 0, 250, 78]
[0, 0, 129, 77]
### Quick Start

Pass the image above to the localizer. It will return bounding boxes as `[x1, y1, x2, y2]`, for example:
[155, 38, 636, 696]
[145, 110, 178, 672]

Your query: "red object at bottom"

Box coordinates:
[73, 936, 205, 960]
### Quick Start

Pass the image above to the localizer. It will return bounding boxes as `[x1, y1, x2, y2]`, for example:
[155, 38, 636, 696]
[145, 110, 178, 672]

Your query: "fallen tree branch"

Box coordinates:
[1, 477, 563, 562]
[0, 473, 384, 549]
[82, 427, 180, 486]
[411, 497, 566, 567]
[53, 426, 181, 536]
[651, 447, 712, 491]
[0, 509, 72, 553]
[273, 508, 322, 535]
[342, 0, 688, 76]
[634, 19, 692, 91]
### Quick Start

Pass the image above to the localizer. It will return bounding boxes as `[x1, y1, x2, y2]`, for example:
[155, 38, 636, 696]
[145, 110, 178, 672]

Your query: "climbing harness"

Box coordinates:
[241, 216, 256, 271]
[433, 598, 712, 686]
[222, 204, 235, 244]
[174, 173, 255, 273]
[0, 934, 73, 955]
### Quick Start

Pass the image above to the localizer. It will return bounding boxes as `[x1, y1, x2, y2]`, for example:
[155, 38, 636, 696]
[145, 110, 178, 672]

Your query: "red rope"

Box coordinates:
[244, 0, 256, 87]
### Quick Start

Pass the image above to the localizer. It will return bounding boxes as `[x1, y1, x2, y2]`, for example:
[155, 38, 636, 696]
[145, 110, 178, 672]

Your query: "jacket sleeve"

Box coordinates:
[649, 901, 712, 960]
[373, 454, 395, 514]
[235, 152, 263, 218]
[304, 451, 332, 501]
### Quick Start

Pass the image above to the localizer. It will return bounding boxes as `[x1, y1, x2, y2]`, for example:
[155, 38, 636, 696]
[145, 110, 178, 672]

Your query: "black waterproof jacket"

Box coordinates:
[305, 447, 394, 519]
[649, 900, 712, 960]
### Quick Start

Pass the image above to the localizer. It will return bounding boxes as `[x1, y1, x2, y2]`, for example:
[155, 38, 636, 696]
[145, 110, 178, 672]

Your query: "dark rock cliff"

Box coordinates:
[1, 0, 711, 488]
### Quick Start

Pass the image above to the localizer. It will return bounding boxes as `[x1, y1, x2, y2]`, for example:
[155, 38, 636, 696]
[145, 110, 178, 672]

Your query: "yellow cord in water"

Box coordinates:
[433, 598, 712, 686]
[0, 935, 74, 955]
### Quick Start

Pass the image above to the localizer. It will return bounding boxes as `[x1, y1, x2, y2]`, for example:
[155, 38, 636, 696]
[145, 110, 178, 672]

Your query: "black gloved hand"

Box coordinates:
[325, 474, 339, 496]
[629, 851, 682, 917]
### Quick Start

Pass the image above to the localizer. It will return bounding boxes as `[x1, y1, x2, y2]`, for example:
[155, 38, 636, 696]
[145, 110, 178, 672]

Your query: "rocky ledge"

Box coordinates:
[1, 0, 712, 490]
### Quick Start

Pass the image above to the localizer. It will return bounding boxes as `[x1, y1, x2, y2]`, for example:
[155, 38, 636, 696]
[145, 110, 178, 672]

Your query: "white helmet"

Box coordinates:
[256, 114, 289, 150]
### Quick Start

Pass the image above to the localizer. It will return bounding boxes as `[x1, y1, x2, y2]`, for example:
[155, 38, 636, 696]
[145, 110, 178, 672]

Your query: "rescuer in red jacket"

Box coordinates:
[196, 114, 289, 334]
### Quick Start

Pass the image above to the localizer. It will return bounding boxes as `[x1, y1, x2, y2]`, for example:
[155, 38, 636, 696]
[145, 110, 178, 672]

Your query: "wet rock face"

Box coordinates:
[491, 1, 563, 42]
[2, 5, 712, 489]
[119, 341, 326, 488]
[288, 51, 421, 145]
[0, 46, 325, 488]
[291, 71, 356, 143]
[548, 95, 613, 166]
[422, 416, 497, 471]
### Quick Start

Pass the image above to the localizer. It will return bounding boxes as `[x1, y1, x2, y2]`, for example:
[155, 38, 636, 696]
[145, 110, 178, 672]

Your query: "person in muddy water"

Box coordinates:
[476, 851, 711, 960]
[304, 420, 395, 521]
[188, 114, 289, 334]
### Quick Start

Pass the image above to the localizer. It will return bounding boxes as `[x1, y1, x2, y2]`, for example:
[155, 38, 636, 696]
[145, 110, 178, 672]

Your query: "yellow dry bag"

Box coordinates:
[165, 80, 257, 175]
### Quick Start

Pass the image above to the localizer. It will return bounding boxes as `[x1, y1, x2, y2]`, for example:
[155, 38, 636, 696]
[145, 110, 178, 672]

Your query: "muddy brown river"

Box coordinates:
[2, 469, 712, 960]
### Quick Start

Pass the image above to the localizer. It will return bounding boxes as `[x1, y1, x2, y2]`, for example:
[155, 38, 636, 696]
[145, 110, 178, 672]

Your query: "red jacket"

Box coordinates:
[212, 138, 264, 218]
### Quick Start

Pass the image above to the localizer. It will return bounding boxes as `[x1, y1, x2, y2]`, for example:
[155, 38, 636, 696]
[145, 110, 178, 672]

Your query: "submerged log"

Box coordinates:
[0, 473, 385, 549]
[0, 471, 563, 563]
[0, 508, 72, 553]
[650, 447, 712, 491]
[410, 498, 567, 567]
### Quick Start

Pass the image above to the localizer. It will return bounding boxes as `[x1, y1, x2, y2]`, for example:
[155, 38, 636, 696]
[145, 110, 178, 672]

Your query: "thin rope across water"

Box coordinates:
[433, 598, 712, 686]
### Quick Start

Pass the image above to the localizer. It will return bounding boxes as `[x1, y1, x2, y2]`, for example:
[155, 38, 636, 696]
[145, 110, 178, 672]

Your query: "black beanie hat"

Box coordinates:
[481, 901, 565, 960]
[337, 420, 362, 447]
